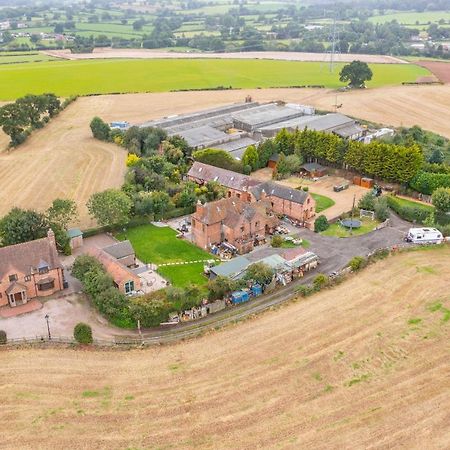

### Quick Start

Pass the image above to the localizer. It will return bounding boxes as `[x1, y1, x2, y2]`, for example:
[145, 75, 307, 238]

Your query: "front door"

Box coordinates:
[9, 291, 26, 307]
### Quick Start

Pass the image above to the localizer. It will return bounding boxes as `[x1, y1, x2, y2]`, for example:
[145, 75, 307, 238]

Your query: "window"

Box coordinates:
[236, 193, 241, 199]
[38, 266, 49, 274]
[124, 280, 135, 294]
[38, 280, 55, 291]
[307, 198, 310, 204]
[255, 221, 259, 228]
[9, 274, 17, 282]
[24, 275, 31, 282]
[240, 226, 245, 232]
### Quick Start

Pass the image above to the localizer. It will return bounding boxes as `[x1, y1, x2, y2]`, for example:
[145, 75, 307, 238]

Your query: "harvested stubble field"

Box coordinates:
[2, 84, 450, 227]
[0, 100, 127, 228]
[1, 247, 449, 449]
[416, 60, 450, 83]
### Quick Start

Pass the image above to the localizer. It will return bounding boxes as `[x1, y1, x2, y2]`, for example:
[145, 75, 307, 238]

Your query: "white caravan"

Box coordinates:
[405, 227, 444, 244]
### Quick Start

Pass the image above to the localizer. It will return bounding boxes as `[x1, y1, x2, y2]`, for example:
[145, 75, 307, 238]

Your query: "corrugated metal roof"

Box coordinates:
[210, 256, 250, 278]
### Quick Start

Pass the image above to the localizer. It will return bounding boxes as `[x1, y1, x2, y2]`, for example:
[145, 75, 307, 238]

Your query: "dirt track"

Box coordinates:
[417, 60, 450, 83]
[0, 247, 449, 449]
[2, 84, 450, 227]
[44, 48, 408, 64]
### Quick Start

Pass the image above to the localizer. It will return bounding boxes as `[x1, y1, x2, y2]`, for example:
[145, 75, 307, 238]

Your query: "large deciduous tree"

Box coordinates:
[0, 208, 48, 246]
[339, 60, 373, 88]
[432, 187, 450, 213]
[90, 117, 111, 141]
[46, 198, 78, 230]
[244, 262, 274, 285]
[87, 189, 132, 227]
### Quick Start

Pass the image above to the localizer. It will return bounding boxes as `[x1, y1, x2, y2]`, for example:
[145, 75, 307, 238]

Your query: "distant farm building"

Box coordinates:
[300, 162, 327, 178]
[139, 102, 363, 161]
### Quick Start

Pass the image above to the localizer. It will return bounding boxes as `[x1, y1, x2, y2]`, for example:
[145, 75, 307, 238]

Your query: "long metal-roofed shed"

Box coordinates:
[214, 136, 258, 159]
[231, 104, 306, 132]
[258, 113, 363, 140]
[173, 125, 230, 149]
[209, 256, 251, 280]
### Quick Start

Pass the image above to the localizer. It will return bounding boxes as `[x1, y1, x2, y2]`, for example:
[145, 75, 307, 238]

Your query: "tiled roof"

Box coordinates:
[281, 247, 307, 262]
[103, 240, 135, 260]
[188, 162, 261, 192]
[193, 198, 272, 228]
[86, 247, 140, 287]
[251, 181, 309, 205]
[301, 162, 325, 172]
[0, 234, 62, 279]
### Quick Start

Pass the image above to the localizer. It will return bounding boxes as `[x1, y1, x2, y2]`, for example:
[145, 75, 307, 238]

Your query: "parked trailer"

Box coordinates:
[231, 290, 250, 304]
[405, 227, 443, 244]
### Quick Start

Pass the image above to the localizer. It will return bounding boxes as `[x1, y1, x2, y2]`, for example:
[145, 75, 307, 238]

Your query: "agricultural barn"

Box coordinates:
[0, 230, 65, 308]
[187, 161, 260, 200]
[139, 101, 314, 157]
[209, 256, 251, 280]
[250, 181, 316, 223]
[257, 113, 363, 140]
[191, 197, 278, 254]
[103, 240, 136, 268]
[86, 247, 141, 295]
[300, 162, 327, 178]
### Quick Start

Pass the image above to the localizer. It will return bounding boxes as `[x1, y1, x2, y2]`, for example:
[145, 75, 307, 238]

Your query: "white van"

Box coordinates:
[405, 227, 444, 244]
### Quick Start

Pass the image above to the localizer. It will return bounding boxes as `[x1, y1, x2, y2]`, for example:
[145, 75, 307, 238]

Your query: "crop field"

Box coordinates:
[1, 246, 449, 448]
[0, 99, 127, 229]
[369, 10, 450, 25]
[0, 52, 58, 64]
[0, 59, 429, 100]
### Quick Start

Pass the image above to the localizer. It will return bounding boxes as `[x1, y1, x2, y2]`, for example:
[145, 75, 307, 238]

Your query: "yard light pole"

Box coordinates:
[350, 194, 356, 236]
[44, 314, 51, 341]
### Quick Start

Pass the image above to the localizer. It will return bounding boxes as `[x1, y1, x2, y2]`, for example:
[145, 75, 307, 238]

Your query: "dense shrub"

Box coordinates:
[358, 192, 375, 211]
[193, 148, 244, 173]
[271, 235, 284, 247]
[73, 323, 93, 344]
[386, 196, 430, 224]
[409, 171, 450, 195]
[0, 330, 6, 344]
[349, 256, 367, 271]
[314, 215, 329, 232]
[374, 197, 390, 221]
[313, 273, 329, 290]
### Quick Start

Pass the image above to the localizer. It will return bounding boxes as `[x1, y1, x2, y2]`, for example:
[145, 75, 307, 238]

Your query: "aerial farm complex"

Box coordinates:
[141, 101, 364, 157]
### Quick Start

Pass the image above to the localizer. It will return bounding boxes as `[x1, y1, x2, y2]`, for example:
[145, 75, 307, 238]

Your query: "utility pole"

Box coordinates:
[44, 314, 51, 340]
[349, 194, 356, 236]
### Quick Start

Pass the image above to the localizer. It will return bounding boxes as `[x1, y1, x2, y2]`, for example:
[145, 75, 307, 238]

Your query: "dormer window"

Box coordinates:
[39, 266, 49, 274]
[9, 274, 17, 282]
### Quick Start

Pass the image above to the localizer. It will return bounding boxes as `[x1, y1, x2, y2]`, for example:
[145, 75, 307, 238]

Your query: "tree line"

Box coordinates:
[0, 94, 76, 147]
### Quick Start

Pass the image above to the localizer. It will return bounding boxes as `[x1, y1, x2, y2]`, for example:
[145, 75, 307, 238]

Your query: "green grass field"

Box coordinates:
[388, 196, 435, 213]
[321, 217, 380, 238]
[369, 11, 450, 25]
[311, 193, 336, 213]
[117, 224, 214, 287]
[0, 52, 58, 64]
[0, 59, 430, 100]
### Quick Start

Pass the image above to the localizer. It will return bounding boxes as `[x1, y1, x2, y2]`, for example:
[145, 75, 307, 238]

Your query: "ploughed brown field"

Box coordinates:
[1, 246, 449, 449]
[417, 60, 450, 83]
[1, 84, 450, 228]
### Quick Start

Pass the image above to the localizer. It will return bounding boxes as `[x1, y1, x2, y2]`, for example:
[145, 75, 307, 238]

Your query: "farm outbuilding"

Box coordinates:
[301, 162, 327, 178]
[67, 228, 83, 250]
[267, 154, 280, 170]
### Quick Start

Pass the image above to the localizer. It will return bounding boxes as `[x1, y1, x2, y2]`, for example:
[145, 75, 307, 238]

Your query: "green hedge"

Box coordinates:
[409, 171, 450, 195]
[387, 196, 430, 223]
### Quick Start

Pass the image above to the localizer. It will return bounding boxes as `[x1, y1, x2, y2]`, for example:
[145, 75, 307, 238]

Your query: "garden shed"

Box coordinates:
[67, 228, 83, 250]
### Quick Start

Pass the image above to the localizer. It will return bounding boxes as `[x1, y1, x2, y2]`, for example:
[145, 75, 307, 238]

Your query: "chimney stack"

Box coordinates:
[47, 228, 56, 248]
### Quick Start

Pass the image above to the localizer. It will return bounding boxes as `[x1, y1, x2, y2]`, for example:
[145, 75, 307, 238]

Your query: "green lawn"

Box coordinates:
[158, 263, 209, 288]
[321, 218, 379, 238]
[0, 52, 58, 64]
[311, 193, 336, 213]
[116, 224, 212, 264]
[389, 196, 435, 213]
[0, 59, 431, 100]
[116, 224, 214, 287]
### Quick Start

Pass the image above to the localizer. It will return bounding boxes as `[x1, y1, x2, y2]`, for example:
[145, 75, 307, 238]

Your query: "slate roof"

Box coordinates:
[251, 181, 309, 205]
[0, 234, 62, 279]
[103, 240, 135, 260]
[188, 162, 261, 192]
